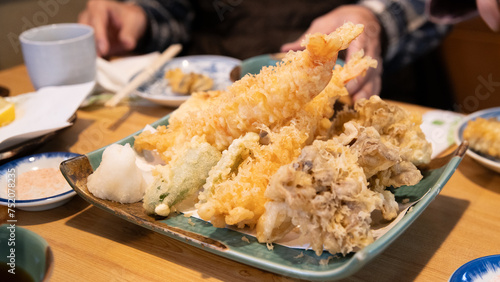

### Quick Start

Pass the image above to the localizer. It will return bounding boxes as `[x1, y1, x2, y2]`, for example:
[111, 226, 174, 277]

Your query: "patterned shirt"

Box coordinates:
[131, 0, 452, 71]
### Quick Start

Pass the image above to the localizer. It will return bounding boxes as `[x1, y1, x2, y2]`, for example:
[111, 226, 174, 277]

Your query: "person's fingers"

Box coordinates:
[343, 19, 382, 100]
[281, 30, 310, 52]
[345, 53, 382, 98]
[78, 6, 107, 56]
[116, 4, 147, 51]
[280, 39, 304, 52]
[477, 0, 500, 31]
[84, 1, 111, 56]
[350, 69, 382, 101]
[78, 10, 90, 25]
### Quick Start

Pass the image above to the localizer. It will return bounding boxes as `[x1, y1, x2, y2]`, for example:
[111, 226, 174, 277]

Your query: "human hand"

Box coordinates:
[79, 0, 147, 57]
[476, 0, 500, 31]
[281, 5, 383, 101]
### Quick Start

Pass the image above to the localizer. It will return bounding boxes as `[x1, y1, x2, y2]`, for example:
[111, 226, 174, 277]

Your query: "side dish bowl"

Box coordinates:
[0, 152, 80, 211]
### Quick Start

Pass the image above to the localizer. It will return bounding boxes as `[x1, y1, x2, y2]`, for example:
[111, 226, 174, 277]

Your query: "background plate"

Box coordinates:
[61, 114, 466, 281]
[134, 55, 241, 107]
[454, 107, 500, 173]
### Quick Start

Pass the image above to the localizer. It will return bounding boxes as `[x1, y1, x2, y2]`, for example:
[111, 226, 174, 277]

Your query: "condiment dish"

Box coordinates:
[0, 152, 80, 211]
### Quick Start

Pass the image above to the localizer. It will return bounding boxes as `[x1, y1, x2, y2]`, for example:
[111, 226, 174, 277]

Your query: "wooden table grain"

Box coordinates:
[1, 65, 499, 282]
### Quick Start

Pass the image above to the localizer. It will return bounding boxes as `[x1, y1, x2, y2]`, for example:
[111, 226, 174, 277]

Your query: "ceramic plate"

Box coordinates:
[60, 114, 466, 281]
[0, 152, 80, 211]
[454, 107, 500, 173]
[449, 254, 500, 282]
[134, 55, 241, 107]
[0, 81, 94, 154]
[232, 54, 344, 81]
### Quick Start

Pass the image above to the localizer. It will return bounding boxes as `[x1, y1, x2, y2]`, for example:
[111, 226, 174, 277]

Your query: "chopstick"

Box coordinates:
[105, 44, 183, 107]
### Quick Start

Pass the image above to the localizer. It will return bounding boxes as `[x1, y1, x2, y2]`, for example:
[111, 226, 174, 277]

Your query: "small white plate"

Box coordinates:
[134, 55, 241, 107]
[0, 152, 80, 211]
[0, 81, 94, 151]
[454, 107, 500, 173]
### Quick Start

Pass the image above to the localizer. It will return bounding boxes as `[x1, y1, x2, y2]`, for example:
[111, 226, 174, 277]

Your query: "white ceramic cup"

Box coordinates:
[20, 23, 96, 90]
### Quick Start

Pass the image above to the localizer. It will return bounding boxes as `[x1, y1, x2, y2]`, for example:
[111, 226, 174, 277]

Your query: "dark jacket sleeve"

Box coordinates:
[130, 0, 194, 53]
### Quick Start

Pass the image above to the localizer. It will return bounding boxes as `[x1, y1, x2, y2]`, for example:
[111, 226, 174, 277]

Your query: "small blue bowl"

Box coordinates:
[0, 152, 80, 211]
[449, 254, 500, 282]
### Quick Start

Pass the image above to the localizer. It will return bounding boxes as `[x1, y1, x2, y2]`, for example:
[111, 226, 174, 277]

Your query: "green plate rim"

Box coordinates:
[60, 113, 466, 280]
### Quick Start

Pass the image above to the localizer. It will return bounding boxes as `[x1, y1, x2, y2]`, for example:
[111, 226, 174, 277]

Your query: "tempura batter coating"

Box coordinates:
[331, 96, 432, 166]
[134, 23, 365, 163]
[259, 138, 383, 256]
[196, 124, 309, 228]
[257, 98, 427, 255]
[195, 52, 378, 229]
[142, 136, 221, 216]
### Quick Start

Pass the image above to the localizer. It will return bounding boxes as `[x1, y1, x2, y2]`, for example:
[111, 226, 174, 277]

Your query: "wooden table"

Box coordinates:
[1, 65, 499, 282]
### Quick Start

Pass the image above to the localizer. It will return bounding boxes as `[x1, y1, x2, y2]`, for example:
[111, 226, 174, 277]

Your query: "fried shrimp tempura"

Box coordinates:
[195, 51, 378, 229]
[196, 123, 309, 228]
[136, 22, 371, 219]
[134, 22, 364, 163]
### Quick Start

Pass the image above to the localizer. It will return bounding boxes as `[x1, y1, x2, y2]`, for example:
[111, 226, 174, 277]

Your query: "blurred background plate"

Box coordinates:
[134, 55, 241, 107]
[455, 107, 500, 173]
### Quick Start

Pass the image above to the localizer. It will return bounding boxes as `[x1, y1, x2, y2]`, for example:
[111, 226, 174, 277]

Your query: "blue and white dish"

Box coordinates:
[454, 107, 500, 173]
[0, 152, 80, 211]
[449, 254, 500, 282]
[135, 55, 241, 107]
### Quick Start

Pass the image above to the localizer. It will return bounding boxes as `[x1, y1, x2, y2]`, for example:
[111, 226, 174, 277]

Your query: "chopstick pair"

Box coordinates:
[105, 44, 183, 107]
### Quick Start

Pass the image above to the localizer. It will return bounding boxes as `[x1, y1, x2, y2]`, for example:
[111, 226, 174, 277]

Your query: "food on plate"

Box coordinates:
[165, 68, 214, 95]
[196, 124, 310, 228]
[143, 136, 221, 216]
[257, 97, 428, 255]
[135, 22, 370, 224]
[89, 22, 432, 256]
[463, 117, 500, 158]
[135, 22, 365, 161]
[340, 95, 432, 166]
[17, 168, 69, 200]
[87, 144, 146, 204]
[0, 97, 15, 127]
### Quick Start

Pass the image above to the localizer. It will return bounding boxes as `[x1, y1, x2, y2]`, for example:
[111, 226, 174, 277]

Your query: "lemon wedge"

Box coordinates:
[0, 97, 15, 127]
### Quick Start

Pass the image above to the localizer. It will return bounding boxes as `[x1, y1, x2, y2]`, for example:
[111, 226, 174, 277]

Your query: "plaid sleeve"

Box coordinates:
[358, 0, 452, 71]
[129, 0, 194, 53]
